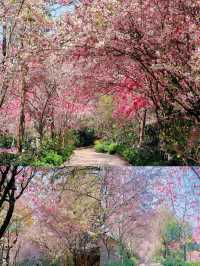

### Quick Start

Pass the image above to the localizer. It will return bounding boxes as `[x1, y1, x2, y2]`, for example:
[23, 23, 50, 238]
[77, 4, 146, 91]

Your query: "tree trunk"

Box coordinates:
[0, 167, 17, 239]
[0, 21, 8, 108]
[2, 23, 7, 59]
[163, 241, 168, 258]
[138, 109, 147, 147]
[183, 244, 187, 261]
[17, 63, 27, 153]
[74, 254, 77, 266]
[0, 188, 15, 239]
[0, 243, 4, 266]
[38, 122, 44, 144]
[50, 111, 55, 139]
[13, 244, 21, 266]
[5, 245, 10, 266]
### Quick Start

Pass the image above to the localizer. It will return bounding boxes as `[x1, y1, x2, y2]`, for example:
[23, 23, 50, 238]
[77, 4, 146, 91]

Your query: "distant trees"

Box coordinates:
[161, 217, 192, 261]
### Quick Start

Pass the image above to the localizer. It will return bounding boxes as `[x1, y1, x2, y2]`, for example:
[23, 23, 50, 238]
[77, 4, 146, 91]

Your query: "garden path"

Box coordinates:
[64, 147, 129, 166]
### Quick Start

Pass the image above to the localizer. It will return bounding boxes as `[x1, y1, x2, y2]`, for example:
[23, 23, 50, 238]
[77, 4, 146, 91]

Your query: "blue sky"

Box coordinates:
[49, 3, 75, 17]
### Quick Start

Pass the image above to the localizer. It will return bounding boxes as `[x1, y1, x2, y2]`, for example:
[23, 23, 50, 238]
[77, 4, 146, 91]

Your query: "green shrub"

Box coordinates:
[95, 141, 119, 154]
[120, 147, 138, 163]
[95, 140, 166, 165]
[59, 145, 74, 161]
[135, 147, 167, 165]
[33, 150, 63, 167]
[16, 258, 61, 266]
[34, 137, 74, 166]
[162, 257, 186, 266]
[0, 152, 34, 166]
[0, 153, 18, 165]
[116, 145, 166, 166]
[107, 143, 118, 154]
[0, 134, 73, 167]
[94, 137, 168, 165]
[95, 140, 108, 153]
[185, 263, 200, 266]
[39, 137, 61, 153]
[0, 135, 16, 148]
[162, 258, 200, 266]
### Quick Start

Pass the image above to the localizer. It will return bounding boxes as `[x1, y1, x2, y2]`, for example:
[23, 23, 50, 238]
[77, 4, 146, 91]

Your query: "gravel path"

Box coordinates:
[64, 147, 129, 166]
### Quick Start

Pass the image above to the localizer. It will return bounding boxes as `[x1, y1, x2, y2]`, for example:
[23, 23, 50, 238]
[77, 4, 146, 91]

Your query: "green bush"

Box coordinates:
[0, 152, 34, 166]
[133, 147, 166, 165]
[95, 141, 119, 154]
[16, 258, 61, 266]
[0, 153, 18, 165]
[39, 137, 61, 153]
[95, 140, 109, 153]
[0, 135, 16, 148]
[59, 145, 74, 161]
[116, 145, 166, 165]
[0, 133, 72, 167]
[162, 258, 200, 266]
[34, 150, 63, 167]
[185, 263, 200, 266]
[95, 140, 166, 165]
[163, 257, 186, 266]
[33, 137, 74, 167]
[107, 143, 118, 154]
[95, 142, 106, 153]
[120, 147, 138, 163]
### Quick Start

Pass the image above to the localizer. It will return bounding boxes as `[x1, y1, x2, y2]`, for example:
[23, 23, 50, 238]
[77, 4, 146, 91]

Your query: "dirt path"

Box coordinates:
[64, 147, 129, 166]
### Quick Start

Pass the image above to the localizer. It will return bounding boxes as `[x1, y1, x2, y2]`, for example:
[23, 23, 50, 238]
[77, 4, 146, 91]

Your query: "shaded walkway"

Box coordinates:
[64, 147, 129, 166]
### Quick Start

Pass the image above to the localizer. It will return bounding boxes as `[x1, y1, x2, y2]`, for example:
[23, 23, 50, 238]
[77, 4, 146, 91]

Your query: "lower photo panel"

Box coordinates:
[0, 166, 199, 266]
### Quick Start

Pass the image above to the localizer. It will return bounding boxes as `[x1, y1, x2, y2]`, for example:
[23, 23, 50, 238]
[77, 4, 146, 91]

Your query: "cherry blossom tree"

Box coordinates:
[66, 0, 200, 121]
[56, 0, 200, 154]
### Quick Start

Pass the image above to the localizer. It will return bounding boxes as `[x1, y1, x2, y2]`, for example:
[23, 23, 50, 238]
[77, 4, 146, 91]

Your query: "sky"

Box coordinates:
[49, 3, 75, 17]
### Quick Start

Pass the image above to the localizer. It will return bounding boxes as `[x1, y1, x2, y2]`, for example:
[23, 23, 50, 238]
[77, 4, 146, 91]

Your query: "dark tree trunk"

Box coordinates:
[183, 244, 187, 261]
[2, 23, 7, 59]
[17, 64, 27, 153]
[0, 167, 17, 240]
[138, 109, 147, 147]
[0, 188, 15, 239]
[0, 22, 8, 108]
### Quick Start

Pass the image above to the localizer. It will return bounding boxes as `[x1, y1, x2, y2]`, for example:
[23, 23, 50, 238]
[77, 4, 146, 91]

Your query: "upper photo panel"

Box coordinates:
[0, 0, 199, 167]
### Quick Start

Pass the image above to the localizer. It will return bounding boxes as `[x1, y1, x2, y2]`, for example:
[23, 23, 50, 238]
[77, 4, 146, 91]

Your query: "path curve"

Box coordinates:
[64, 147, 129, 166]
